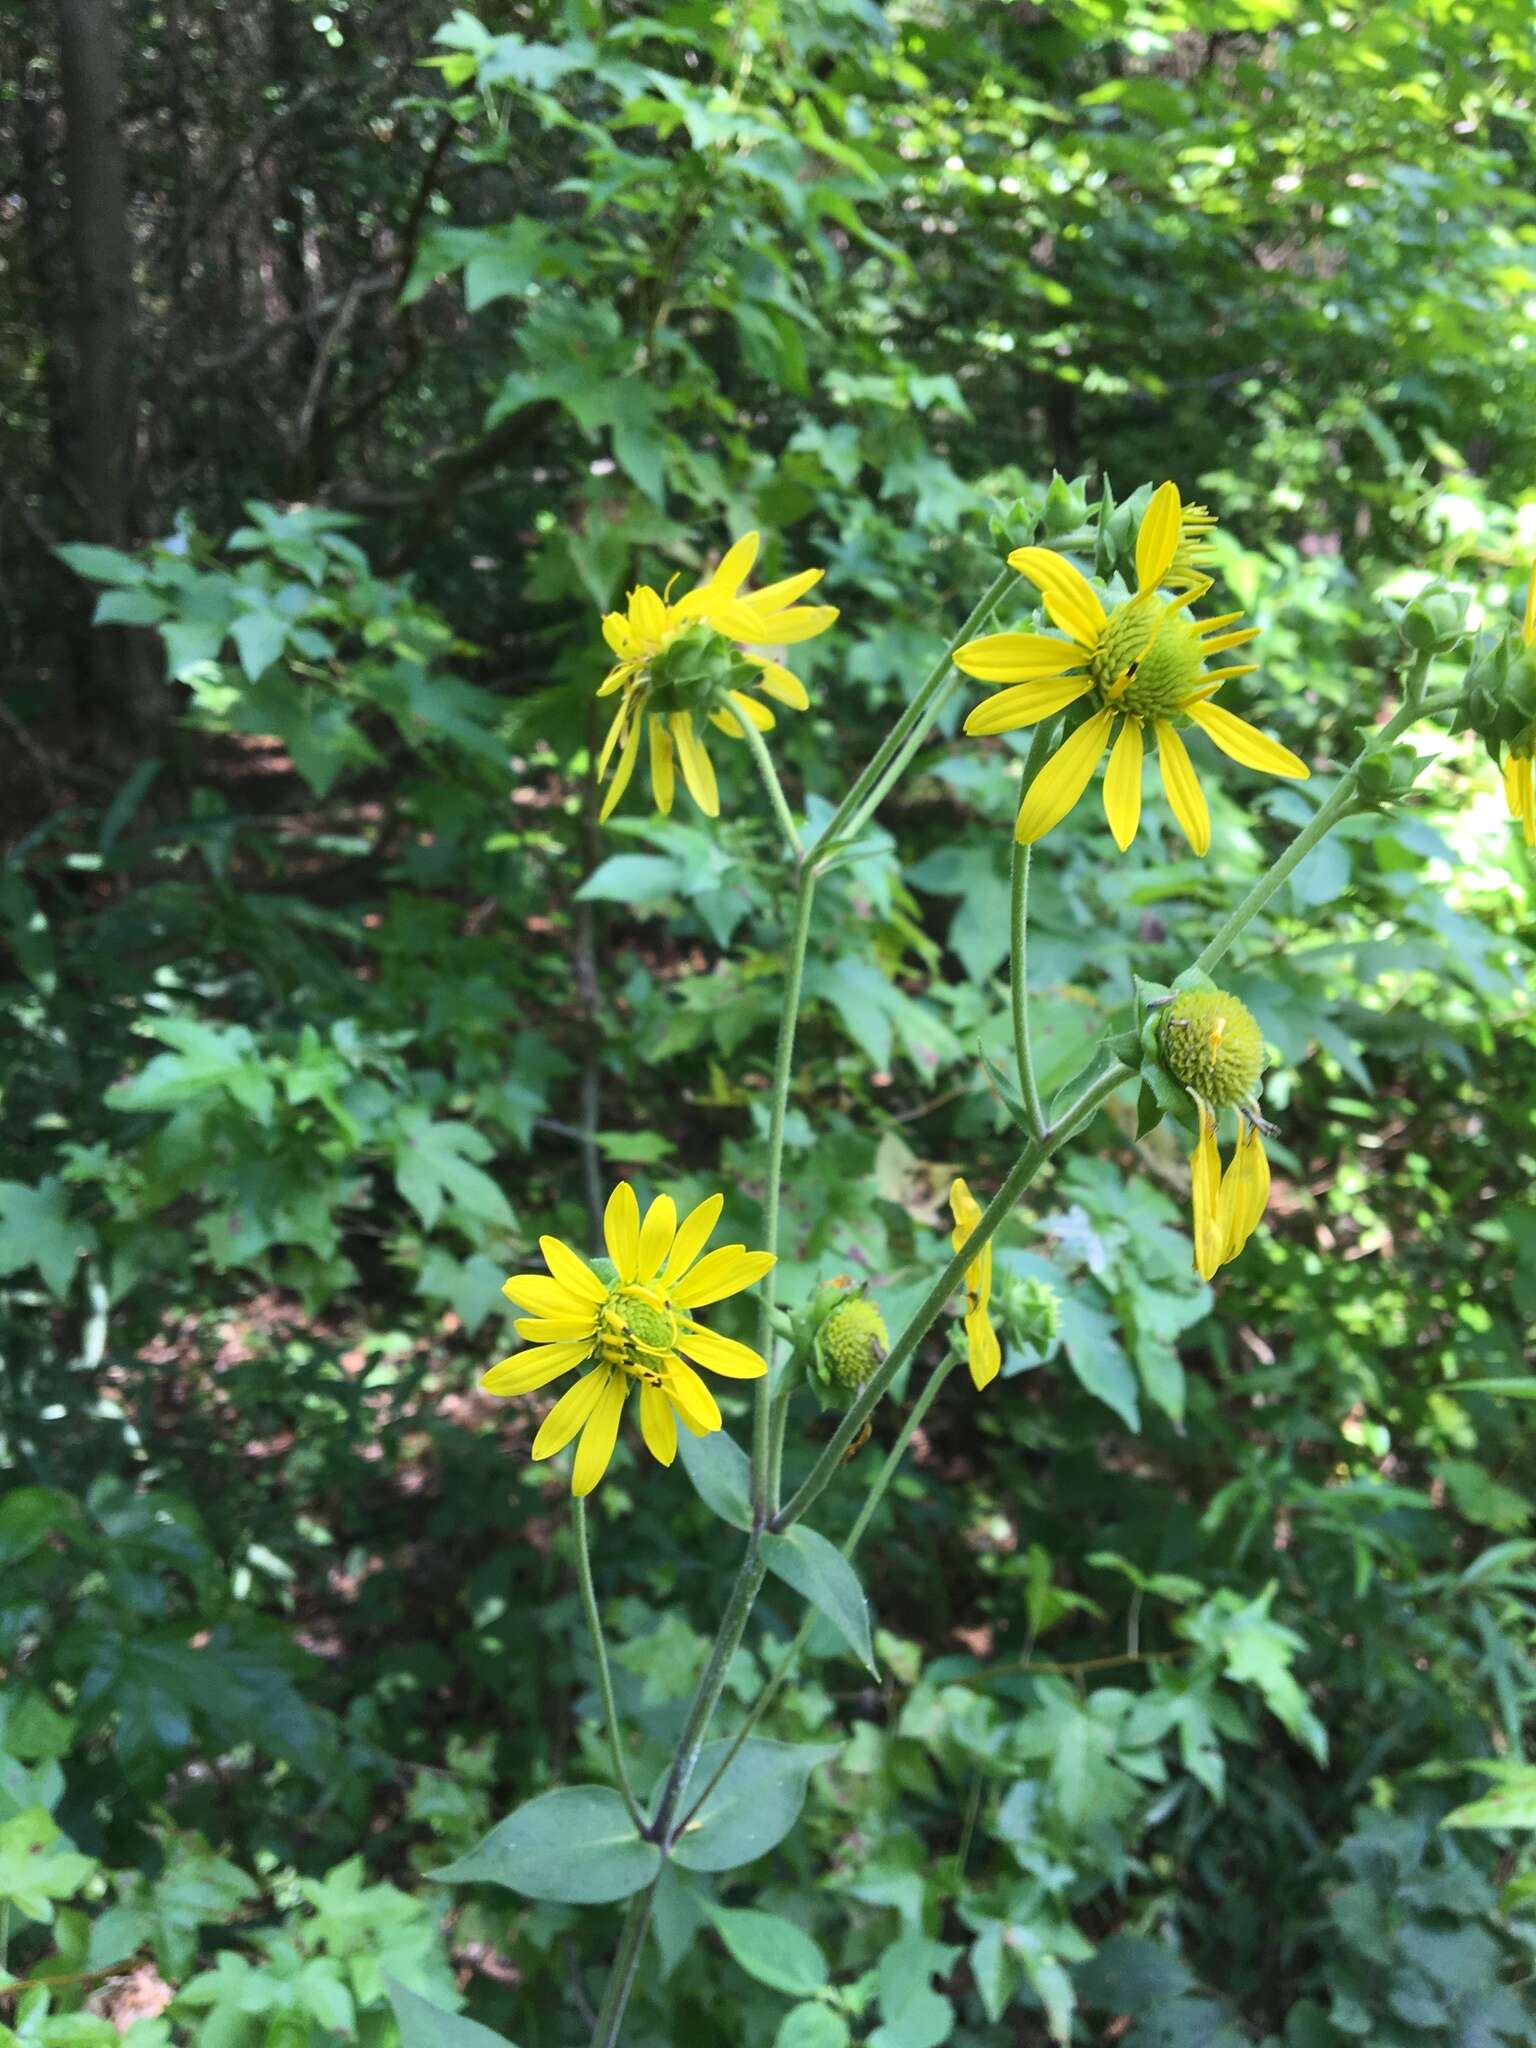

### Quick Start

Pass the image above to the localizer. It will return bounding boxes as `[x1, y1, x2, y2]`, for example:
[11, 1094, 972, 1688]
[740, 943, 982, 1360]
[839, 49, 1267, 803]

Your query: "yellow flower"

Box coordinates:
[949, 1178, 1001, 1390]
[1189, 1107, 1271, 1282]
[1502, 565, 1536, 846]
[955, 481, 1310, 854]
[484, 1183, 773, 1496]
[596, 531, 837, 823]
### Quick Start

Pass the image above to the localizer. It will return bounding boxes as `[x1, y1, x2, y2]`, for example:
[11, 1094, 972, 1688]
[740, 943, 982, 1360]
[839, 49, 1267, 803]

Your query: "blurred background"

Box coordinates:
[3, 1, 1536, 2042]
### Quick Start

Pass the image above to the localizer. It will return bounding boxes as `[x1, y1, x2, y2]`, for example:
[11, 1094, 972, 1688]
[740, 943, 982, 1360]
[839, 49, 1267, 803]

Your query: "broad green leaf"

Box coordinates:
[0, 1807, 97, 1923]
[575, 854, 687, 906]
[669, 1739, 840, 1873]
[675, 1425, 752, 1531]
[762, 1526, 878, 1675]
[0, 1178, 98, 1299]
[1056, 1297, 1139, 1430]
[0, 1488, 83, 1567]
[776, 2006, 850, 2048]
[431, 1786, 659, 1903]
[704, 1902, 829, 1998]
[1442, 1762, 1536, 1830]
[230, 609, 287, 681]
[55, 542, 147, 585]
[385, 1975, 522, 2048]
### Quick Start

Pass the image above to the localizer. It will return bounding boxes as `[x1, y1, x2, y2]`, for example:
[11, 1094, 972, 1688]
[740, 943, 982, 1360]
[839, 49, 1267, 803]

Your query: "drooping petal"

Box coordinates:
[669, 1245, 776, 1309]
[1102, 715, 1145, 851]
[503, 1272, 594, 1316]
[598, 710, 643, 822]
[1135, 481, 1183, 596]
[532, 1367, 612, 1459]
[638, 1381, 678, 1466]
[726, 689, 775, 731]
[539, 1235, 607, 1304]
[482, 1342, 591, 1397]
[745, 657, 810, 710]
[1156, 721, 1212, 856]
[1189, 1105, 1223, 1282]
[1014, 708, 1116, 845]
[663, 1356, 722, 1435]
[710, 530, 760, 600]
[964, 1305, 1001, 1391]
[603, 1181, 641, 1282]
[627, 585, 668, 644]
[664, 1193, 725, 1282]
[749, 567, 824, 610]
[1006, 547, 1108, 646]
[676, 1324, 769, 1378]
[1218, 1121, 1270, 1265]
[571, 1372, 629, 1495]
[709, 708, 744, 738]
[1185, 701, 1309, 779]
[669, 712, 720, 817]
[962, 674, 1092, 737]
[954, 632, 1084, 683]
[637, 1195, 677, 1284]
[649, 715, 675, 815]
[596, 702, 629, 778]
[735, 603, 838, 646]
[601, 613, 634, 658]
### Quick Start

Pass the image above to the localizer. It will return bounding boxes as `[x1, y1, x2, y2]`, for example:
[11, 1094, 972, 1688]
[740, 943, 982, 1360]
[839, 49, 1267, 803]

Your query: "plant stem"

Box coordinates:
[752, 867, 818, 1519]
[1192, 662, 1435, 980]
[775, 1059, 1131, 1533]
[736, 713, 802, 861]
[1009, 718, 1061, 1139]
[572, 1496, 645, 1834]
[588, 1886, 655, 2048]
[650, 1539, 768, 1841]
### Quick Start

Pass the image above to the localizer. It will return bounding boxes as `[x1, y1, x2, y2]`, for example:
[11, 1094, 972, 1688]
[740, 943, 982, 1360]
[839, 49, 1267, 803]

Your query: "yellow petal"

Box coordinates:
[1006, 547, 1108, 646]
[503, 1273, 593, 1317]
[514, 1316, 596, 1342]
[637, 1195, 677, 1284]
[745, 658, 809, 710]
[1014, 708, 1116, 845]
[603, 1182, 641, 1282]
[710, 530, 760, 600]
[1102, 715, 1145, 852]
[1135, 480, 1183, 596]
[676, 1324, 769, 1378]
[949, 1177, 983, 1239]
[965, 1307, 1001, 1392]
[737, 603, 838, 646]
[1189, 1106, 1223, 1282]
[954, 632, 1083, 683]
[481, 1342, 590, 1397]
[1218, 1121, 1270, 1264]
[649, 715, 675, 815]
[1156, 721, 1211, 856]
[749, 567, 823, 610]
[1186, 701, 1309, 779]
[669, 712, 720, 817]
[596, 703, 629, 778]
[572, 1371, 629, 1495]
[628, 585, 668, 643]
[727, 689, 775, 731]
[601, 613, 633, 657]
[1195, 625, 1261, 655]
[710, 708, 744, 738]
[663, 1357, 722, 1435]
[638, 1382, 678, 1466]
[669, 1245, 776, 1309]
[539, 1235, 607, 1304]
[664, 1193, 725, 1282]
[532, 1368, 611, 1459]
[598, 710, 643, 822]
[962, 674, 1092, 737]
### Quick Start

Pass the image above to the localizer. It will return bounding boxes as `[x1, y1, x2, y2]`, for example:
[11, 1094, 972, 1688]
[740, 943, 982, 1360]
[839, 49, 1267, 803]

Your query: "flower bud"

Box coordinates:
[1355, 743, 1424, 805]
[1041, 472, 1091, 536]
[1457, 632, 1536, 757]
[1158, 988, 1265, 1108]
[999, 1273, 1061, 1351]
[815, 1293, 889, 1391]
[1399, 584, 1467, 654]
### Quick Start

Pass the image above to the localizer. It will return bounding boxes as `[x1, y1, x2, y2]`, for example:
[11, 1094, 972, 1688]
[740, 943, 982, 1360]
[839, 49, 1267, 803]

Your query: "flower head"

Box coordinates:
[485, 1183, 773, 1495]
[1158, 988, 1272, 1281]
[949, 1178, 1001, 1389]
[956, 481, 1309, 854]
[1502, 566, 1536, 846]
[596, 532, 836, 823]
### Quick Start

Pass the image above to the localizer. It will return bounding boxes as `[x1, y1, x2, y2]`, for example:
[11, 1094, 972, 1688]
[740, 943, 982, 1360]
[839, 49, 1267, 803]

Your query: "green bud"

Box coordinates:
[1355, 744, 1424, 805]
[817, 1295, 889, 1391]
[989, 496, 1040, 551]
[1041, 472, 1091, 536]
[1158, 988, 1265, 1108]
[1399, 584, 1467, 654]
[1457, 631, 1536, 755]
[998, 1273, 1061, 1352]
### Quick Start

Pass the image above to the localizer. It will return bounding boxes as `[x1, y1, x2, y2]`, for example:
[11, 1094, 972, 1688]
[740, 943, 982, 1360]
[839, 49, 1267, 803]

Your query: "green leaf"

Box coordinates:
[430, 1786, 659, 1903]
[0, 1488, 82, 1567]
[463, 221, 548, 311]
[0, 1178, 98, 1299]
[575, 854, 686, 905]
[762, 1526, 878, 1675]
[0, 1807, 97, 1923]
[229, 609, 287, 681]
[669, 1739, 840, 1873]
[391, 1109, 514, 1233]
[1056, 1297, 1139, 1430]
[776, 2008, 851, 2048]
[1442, 1761, 1536, 1830]
[55, 542, 147, 585]
[385, 1975, 522, 2048]
[704, 1902, 829, 1998]
[675, 1426, 752, 1531]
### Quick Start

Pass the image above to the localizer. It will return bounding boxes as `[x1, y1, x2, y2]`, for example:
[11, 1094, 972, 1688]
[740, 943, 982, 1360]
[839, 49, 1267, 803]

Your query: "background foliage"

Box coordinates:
[4, 0, 1536, 2041]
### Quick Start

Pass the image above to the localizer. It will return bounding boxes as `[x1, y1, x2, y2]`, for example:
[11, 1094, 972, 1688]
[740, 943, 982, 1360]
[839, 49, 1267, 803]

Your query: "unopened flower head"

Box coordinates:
[596, 531, 836, 823]
[949, 1177, 1001, 1390]
[1158, 988, 1271, 1282]
[956, 481, 1309, 855]
[485, 1184, 774, 1495]
[816, 1291, 890, 1392]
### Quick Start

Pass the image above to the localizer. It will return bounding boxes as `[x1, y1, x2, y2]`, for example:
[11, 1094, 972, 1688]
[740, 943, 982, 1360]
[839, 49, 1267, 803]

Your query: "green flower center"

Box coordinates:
[818, 1296, 889, 1391]
[611, 1288, 676, 1354]
[1159, 989, 1265, 1107]
[1119, 614, 1204, 718]
[1089, 599, 1159, 692]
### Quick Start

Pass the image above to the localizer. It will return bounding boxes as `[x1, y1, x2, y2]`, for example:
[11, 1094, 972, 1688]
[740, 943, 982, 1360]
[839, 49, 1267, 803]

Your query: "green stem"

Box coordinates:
[572, 1497, 645, 1834]
[588, 1886, 655, 2048]
[1192, 660, 1435, 980]
[736, 713, 802, 861]
[650, 1539, 768, 1841]
[774, 1060, 1131, 1533]
[1009, 719, 1061, 1139]
[752, 867, 818, 1519]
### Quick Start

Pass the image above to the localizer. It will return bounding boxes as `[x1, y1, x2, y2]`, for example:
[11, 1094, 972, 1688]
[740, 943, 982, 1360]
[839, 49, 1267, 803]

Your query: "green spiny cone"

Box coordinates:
[817, 1296, 889, 1391]
[1159, 988, 1264, 1107]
